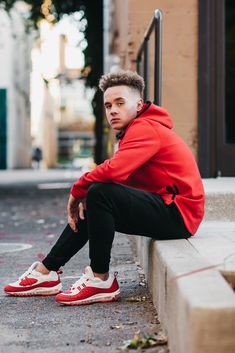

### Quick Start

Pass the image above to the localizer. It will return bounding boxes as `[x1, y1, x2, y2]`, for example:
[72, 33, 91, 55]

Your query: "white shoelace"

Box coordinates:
[71, 272, 91, 290]
[19, 263, 39, 281]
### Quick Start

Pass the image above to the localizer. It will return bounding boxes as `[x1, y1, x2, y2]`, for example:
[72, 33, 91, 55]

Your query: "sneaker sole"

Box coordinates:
[57, 289, 121, 306]
[5, 284, 62, 297]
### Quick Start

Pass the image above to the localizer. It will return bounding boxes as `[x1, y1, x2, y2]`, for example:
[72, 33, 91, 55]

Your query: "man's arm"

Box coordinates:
[71, 120, 160, 199]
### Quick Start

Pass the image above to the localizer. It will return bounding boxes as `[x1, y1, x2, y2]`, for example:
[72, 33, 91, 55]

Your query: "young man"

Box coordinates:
[4, 70, 205, 305]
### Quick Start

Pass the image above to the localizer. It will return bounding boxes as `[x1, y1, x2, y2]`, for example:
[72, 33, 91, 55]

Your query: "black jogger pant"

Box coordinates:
[42, 183, 191, 273]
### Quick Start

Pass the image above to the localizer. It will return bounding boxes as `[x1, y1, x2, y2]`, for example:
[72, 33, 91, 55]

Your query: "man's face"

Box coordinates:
[104, 85, 144, 130]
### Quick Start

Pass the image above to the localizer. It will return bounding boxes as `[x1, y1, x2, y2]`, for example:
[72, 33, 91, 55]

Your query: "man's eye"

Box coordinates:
[117, 102, 123, 106]
[105, 105, 111, 109]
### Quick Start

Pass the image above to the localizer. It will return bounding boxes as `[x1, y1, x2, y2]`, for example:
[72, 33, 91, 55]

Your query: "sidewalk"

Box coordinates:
[0, 179, 168, 353]
[0, 168, 82, 186]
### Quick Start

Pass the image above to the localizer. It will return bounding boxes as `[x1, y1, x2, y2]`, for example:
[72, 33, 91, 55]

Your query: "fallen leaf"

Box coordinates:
[139, 282, 146, 287]
[126, 296, 146, 302]
[121, 332, 168, 350]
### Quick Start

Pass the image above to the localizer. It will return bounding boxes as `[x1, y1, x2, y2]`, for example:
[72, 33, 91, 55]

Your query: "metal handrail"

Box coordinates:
[136, 9, 163, 105]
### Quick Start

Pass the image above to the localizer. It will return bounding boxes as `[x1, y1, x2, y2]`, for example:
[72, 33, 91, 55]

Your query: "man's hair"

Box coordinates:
[99, 70, 145, 98]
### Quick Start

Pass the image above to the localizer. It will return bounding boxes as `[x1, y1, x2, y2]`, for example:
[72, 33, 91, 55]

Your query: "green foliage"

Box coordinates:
[0, 0, 104, 163]
[0, 0, 16, 12]
[0, 0, 103, 88]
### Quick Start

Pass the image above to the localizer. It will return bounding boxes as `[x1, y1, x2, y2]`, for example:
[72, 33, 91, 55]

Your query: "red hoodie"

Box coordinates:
[71, 102, 205, 235]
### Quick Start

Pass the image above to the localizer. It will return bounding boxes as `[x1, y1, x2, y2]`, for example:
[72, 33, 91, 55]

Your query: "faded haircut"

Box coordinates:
[99, 70, 145, 98]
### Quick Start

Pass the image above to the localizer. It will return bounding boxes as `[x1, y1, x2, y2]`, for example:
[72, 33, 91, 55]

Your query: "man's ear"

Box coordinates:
[137, 98, 144, 112]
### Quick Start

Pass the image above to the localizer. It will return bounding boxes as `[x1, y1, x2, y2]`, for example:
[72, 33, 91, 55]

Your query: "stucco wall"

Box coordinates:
[112, 0, 198, 156]
[0, 8, 32, 169]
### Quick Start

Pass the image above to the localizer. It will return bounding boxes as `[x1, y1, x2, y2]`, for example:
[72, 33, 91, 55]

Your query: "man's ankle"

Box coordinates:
[35, 263, 50, 275]
[93, 272, 109, 281]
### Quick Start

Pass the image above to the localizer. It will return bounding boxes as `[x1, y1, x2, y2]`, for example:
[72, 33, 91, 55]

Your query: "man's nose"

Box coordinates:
[110, 106, 118, 115]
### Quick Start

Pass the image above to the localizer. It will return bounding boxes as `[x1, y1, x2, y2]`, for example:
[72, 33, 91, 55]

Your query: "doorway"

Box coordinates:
[198, 0, 235, 177]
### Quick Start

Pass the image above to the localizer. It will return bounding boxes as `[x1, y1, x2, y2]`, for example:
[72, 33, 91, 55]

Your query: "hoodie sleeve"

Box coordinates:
[71, 119, 160, 199]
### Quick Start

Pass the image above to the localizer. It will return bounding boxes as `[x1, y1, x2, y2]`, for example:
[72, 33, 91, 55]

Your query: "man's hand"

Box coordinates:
[67, 195, 85, 232]
[78, 199, 86, 220]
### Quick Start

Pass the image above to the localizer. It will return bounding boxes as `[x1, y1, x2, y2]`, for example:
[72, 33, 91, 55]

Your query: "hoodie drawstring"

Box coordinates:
[166, 184, 179, 200]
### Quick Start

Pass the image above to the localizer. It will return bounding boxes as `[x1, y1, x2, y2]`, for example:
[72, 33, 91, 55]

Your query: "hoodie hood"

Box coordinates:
[116, 102, 173, 140]
[136, 102, 173, 129]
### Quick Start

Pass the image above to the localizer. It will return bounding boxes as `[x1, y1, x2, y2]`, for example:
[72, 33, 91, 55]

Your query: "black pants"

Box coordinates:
[42, 183, 191, 273]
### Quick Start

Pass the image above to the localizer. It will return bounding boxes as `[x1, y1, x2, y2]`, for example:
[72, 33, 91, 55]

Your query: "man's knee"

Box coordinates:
[86, 183, 119, 203]
[87, 182, 104, 196]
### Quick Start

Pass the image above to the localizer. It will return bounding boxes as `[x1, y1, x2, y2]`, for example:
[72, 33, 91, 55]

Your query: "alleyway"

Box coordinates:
[0, 181, 168, 353]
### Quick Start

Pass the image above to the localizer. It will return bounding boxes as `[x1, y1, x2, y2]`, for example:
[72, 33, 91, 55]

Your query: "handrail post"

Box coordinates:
[136, 9, 163, 106]
[137, 58, 142, 77]
[144, 39, 150, 101]
[154, 10, 162, 105]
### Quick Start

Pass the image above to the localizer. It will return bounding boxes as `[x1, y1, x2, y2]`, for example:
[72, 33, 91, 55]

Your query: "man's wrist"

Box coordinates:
[70, 185, 81, 199]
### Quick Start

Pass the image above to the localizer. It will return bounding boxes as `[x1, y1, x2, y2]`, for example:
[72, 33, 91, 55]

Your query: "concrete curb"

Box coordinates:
[134, 178, 235, 353]
[205, 193, 235, 221]
[135, 235, 235, 353]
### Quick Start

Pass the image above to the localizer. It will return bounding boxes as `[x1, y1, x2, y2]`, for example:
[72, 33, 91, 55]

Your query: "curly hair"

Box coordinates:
[99, 70, 145, 97]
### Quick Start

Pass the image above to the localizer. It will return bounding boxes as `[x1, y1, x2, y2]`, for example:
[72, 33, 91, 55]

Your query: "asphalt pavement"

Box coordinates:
[0, 173, 169, 353]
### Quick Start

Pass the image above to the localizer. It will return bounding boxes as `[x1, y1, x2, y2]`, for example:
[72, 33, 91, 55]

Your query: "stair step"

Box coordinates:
[203, 178, 235, 221]
[192, 221, 235, 288]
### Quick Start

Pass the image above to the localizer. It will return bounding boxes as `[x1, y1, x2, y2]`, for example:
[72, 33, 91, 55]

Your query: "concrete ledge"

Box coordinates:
[133, 179, 235, 352]
[203, 178, 235, 221]
[134, 234, 235, 353]
[190, 222, 235, 288]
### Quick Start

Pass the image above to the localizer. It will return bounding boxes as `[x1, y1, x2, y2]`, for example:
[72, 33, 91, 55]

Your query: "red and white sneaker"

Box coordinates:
[4, 262, 62, 296]
[55, 266, 120, 306]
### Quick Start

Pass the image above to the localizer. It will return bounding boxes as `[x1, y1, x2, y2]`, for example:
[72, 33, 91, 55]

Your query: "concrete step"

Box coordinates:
[190, 221, 235, 288]
[134, 230, 235, 353]
[203, 178, 235, 221]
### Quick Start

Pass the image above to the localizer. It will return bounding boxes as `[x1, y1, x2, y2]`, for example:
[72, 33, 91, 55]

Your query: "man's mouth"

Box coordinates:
[110, 118, 121, 124]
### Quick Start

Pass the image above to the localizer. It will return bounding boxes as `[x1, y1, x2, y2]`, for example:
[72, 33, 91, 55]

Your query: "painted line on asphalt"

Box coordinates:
[0, 243, 32, 254]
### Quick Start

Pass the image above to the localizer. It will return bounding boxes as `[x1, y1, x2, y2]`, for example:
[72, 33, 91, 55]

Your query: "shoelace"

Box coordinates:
[71, 272, 90, 290]
[19, 263, 36, 281]
[18, 264, 62, 281]
[71, 270, 118, 290]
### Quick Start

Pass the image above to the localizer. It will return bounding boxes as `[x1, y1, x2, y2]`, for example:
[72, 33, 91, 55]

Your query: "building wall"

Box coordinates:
[30, 22, 61, 168]
[0, 8, 32, 169]
[111, 0, 198, 156]
[31, 25, 95, 168]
